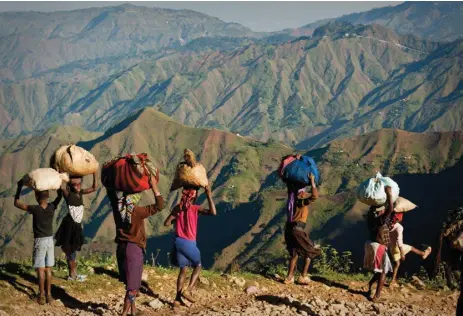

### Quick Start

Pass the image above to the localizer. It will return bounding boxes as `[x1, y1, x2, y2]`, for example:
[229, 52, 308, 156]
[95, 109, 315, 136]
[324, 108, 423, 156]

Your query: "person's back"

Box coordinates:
[118, 195, 164, 249]
[28, 203, 56, 239]
[175, 204, 200, 241]
[14, 180, 63, 305]
[164, 186, 217, 306]
[106, 177, 164, 316]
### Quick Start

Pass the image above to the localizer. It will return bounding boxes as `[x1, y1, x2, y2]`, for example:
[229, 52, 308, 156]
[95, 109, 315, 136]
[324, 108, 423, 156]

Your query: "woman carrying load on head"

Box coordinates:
[364, 186, 394, 302]
[55, 173, 97, 281]
[283, 170, 320, 285]
[107, 175, 165, 316]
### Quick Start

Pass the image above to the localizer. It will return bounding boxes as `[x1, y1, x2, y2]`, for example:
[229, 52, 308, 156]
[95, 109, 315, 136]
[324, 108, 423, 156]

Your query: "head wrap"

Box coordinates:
[179, 188, 198, 211]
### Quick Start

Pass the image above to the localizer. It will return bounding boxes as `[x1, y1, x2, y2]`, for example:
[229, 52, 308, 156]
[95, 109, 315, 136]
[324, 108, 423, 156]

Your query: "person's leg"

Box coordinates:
[122, 243, 143, 316]
[175, 267, 188, 305]
[184, 242, 202, 295]
[367, 273, 379, 297]
[409, 247, 425, 257]
[301, 257, 311, 278]
[116, 243, 128, 285]
[297, 257, 311, 285]
[187, 265, 201, 292]
[372, 271, 386, 301]
[391, 260, 400, 285]
[65, 250, 77, 279]
[45, 267, 53, 302]
[285, 253, 298, 283]
[36, 268, 46, 303]
[44, 238, 55, 303]
[122, 289, 137, 316]
[33, 238, 47, 304]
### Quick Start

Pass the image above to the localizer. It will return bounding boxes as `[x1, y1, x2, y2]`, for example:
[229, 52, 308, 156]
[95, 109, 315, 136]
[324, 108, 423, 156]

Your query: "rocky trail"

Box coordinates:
[0, 263, 458, 316]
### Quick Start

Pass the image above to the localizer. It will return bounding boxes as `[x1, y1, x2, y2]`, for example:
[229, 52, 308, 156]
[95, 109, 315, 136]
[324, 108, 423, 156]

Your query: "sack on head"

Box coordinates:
[278, 155, 320, 186]
[101, 153, 160, 194]
[357, 172, 399, 206]
[170, 149, 208, 191]
[23, 168, 70, 191]
[50, 144, 99, 176]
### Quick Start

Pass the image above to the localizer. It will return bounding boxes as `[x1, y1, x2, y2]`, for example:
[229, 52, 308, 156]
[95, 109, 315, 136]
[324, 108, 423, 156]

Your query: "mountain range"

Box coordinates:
[296, 1, 463, 42]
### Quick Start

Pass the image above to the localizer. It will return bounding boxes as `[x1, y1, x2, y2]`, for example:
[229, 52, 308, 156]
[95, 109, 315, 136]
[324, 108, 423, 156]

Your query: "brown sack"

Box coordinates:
[51, 144, 99, 176]
[394, 197, 417, 213]
[170, 149, 208, 191]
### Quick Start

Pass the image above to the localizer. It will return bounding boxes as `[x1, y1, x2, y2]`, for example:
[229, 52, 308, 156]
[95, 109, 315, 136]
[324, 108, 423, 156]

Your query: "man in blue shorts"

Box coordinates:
[164, 185, 216, 306]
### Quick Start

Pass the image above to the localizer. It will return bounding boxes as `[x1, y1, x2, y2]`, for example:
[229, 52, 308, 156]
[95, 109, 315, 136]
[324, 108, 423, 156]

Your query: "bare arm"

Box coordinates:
[308, 173, 319, 201]
[61, 181, 70, 199]
[13, 180, 28, 212]
[150, 178, 165, 211]
[138, 177, 165, 219]
[164, 213, 177, 227]
[52, 189, 63, 209]
[383, 186, 394, 218]
[199, 185, 217, 216]
[81, 173, 98, 195]
[164, 206, 180, 226]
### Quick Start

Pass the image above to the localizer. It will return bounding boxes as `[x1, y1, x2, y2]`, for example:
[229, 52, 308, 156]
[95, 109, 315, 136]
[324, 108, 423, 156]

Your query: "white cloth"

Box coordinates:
[69, 205, 84, 224]
[363, 241, 393, 274]
[390, 223, 404, 248]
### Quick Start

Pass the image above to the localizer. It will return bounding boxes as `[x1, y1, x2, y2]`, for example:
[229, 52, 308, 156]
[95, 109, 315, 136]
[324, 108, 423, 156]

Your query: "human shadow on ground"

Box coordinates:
[256, 294, 317, 315]
[0, 262, 110, 312]
[93, 266, 171, 306]
[310, 275, 370, 299]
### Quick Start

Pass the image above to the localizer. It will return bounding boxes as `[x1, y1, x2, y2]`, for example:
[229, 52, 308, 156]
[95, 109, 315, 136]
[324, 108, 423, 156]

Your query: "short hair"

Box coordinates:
[36, 190, 49, 200]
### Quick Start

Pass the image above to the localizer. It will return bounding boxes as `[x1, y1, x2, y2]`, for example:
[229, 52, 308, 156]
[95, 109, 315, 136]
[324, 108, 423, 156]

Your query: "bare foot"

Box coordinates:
[181, 290, 196, 303]
[423, 247, 432, 260]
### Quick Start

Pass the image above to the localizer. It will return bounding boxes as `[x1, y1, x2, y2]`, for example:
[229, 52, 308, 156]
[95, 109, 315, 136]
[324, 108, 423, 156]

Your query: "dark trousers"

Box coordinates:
[116, 242, 127, 285]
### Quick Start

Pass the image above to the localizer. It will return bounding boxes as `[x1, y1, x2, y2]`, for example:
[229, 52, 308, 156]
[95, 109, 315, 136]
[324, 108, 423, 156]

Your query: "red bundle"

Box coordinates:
[101, 153, 159, 194]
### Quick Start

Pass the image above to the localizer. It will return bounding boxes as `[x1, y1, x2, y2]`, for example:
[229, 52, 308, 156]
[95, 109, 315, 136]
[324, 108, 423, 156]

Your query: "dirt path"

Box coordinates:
[0, 264, 458, 316]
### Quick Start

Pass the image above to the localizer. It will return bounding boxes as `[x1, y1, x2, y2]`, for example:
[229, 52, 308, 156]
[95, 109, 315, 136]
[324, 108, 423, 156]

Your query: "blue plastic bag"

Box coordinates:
[281, 156, 320, 186]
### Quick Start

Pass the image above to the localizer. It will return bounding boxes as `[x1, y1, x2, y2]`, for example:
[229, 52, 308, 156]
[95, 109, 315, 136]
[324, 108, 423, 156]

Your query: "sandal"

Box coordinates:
[283, 277, 294, 285]
[423, 247, 432, 260]
[37, 296, 46, 305]
[181, 290, 196, 303]
[298, 276, 311, 285]
[46, 295, 54, 304]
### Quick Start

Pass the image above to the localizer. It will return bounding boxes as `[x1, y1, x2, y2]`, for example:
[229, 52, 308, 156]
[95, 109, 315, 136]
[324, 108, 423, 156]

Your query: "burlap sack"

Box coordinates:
[51, 144, 99, 176]
[23, 168, 70, 191]
[170, 149, 208, 191]
[394, 197, 417, 213]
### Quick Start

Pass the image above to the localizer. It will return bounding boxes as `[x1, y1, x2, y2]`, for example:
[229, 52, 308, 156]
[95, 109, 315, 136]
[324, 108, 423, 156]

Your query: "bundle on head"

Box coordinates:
[184, 149, 197, 167]
[170, 149, 208, 192]
[357, 172, 400, 206]
[50, 144, 99, 177]
[101, 153, 160, 194]
[23, 168, 70, 191]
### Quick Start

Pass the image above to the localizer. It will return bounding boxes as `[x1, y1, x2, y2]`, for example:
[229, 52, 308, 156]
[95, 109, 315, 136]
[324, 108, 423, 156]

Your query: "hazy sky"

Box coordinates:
[0, 1, 401, 32]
